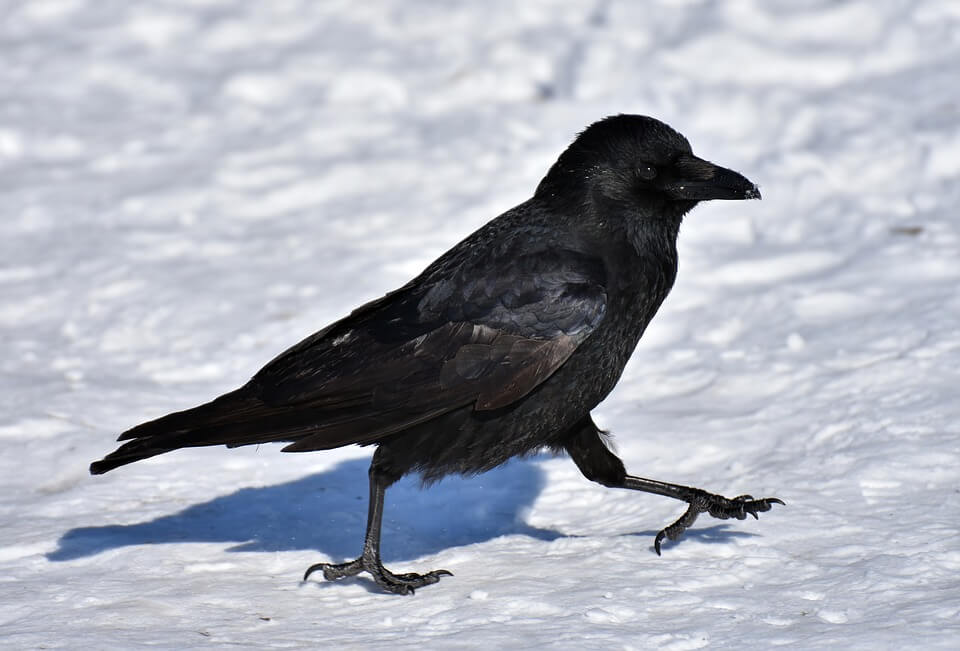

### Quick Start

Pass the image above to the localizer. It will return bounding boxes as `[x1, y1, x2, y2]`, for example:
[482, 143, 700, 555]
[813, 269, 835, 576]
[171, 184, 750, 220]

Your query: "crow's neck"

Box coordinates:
[583, 200, 688, 307]
[584, 194, 689, 258]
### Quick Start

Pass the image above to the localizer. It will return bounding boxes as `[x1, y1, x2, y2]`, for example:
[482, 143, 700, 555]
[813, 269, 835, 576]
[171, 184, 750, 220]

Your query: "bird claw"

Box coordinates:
[654, 491, 784, 555]
[303, 557, 452, 595]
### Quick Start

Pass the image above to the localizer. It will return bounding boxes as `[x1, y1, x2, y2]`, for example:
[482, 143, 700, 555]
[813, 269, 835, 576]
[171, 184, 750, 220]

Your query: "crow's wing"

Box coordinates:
[251, 246, 607, 452]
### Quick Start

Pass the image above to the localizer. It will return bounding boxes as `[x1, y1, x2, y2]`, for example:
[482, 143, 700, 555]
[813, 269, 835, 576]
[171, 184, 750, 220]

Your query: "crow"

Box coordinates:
[91, 114, 782, 594]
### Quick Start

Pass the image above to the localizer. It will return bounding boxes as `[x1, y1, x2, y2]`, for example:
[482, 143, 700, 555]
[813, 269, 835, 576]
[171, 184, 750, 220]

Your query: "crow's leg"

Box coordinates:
[303, 460, 452, 595]
[563, 416, 783, 555]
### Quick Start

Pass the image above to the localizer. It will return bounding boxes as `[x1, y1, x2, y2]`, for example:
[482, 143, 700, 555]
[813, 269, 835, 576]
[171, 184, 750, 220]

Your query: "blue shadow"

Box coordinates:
[48, 457, 562, 563]
[629, 524, 760, 555]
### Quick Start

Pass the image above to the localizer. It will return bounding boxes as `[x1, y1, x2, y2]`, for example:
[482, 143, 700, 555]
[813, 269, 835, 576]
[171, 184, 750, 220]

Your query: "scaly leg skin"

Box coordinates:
[651, 489, 785, 555]
[302, 465, 452, 595]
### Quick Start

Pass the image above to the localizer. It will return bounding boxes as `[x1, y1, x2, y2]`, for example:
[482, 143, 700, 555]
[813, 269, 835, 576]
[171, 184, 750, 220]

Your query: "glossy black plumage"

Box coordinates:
[91, 115, 781, 594]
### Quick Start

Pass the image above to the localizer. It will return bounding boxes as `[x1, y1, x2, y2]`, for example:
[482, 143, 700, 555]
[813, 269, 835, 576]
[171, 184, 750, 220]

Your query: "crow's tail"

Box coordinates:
[89, 387, 295, 474]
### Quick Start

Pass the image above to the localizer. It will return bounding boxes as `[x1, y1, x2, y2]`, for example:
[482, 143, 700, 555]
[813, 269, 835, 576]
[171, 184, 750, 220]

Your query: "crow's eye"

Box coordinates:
[637, 165, 657, 181]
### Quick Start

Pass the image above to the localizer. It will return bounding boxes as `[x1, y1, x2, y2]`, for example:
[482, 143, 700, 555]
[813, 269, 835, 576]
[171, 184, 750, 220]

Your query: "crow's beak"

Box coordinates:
[663, 155, 761, 201]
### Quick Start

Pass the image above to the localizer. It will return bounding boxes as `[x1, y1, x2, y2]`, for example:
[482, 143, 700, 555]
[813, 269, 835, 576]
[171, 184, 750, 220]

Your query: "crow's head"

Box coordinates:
[536, 114, 759, 220]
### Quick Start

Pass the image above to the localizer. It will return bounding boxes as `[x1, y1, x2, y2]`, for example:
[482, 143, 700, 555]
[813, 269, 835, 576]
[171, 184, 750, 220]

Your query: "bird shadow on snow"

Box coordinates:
[47, 456, 759, 569]
[47, 457, 565, 564]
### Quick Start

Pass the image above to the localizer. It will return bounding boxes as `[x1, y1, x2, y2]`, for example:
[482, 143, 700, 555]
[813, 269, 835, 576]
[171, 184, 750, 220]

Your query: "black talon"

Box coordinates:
[650, 491, 784, 554]
[303, 557, 453, 594]
[303, 558, 366, 583]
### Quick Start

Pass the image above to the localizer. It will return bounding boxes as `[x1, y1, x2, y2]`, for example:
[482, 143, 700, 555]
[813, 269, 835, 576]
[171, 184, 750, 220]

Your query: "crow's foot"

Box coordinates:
[654, 491, 784, 555]
[303, 556, 452, 595]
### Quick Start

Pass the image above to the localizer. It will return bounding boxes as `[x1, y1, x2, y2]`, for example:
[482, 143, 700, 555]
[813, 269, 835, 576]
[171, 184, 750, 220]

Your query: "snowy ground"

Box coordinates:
[2, 0, 959, 648]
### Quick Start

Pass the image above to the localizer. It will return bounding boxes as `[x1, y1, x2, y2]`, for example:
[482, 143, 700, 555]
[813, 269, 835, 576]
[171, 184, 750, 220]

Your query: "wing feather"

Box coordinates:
[249, 245, 607, 452]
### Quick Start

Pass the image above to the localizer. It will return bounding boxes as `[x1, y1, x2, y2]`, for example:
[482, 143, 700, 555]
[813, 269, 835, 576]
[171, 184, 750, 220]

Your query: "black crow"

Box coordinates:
[91, 114, 782, 594]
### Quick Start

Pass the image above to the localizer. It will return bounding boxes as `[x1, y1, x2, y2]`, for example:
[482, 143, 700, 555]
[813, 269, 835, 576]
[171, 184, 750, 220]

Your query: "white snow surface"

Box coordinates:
[2, 1, 959, 648]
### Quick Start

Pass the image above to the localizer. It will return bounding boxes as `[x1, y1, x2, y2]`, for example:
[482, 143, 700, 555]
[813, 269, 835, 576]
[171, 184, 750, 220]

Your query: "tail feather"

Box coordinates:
[90, 382, 454, 475]
[89, 442, 180, 475]
[89, 387, 304, 475]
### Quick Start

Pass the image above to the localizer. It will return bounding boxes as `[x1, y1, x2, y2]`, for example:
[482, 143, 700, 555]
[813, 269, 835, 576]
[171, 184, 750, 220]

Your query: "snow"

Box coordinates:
[2, 0, 959, 648]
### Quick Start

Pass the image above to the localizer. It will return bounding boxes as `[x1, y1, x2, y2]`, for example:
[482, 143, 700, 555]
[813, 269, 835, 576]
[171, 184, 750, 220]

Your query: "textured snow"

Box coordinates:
[2, 1, 959, 648]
